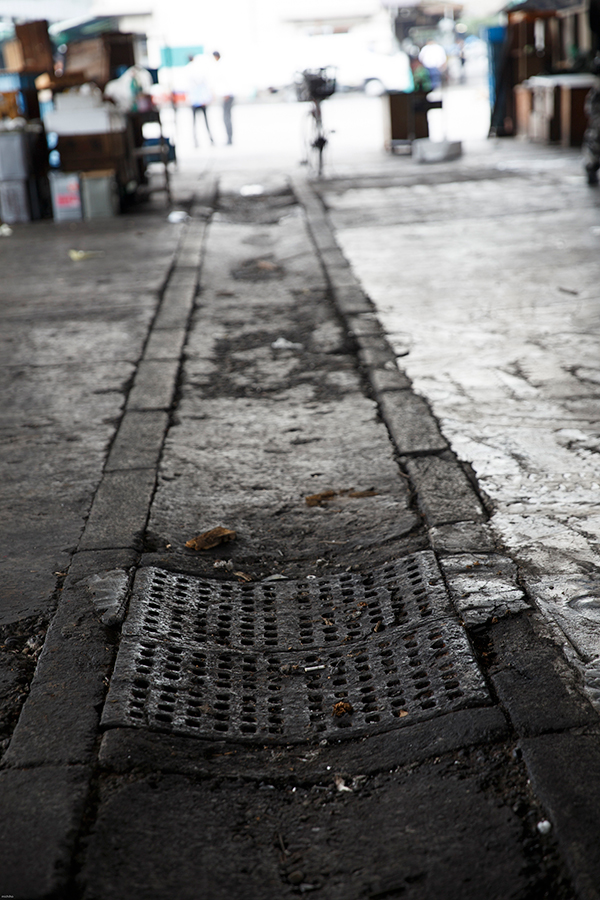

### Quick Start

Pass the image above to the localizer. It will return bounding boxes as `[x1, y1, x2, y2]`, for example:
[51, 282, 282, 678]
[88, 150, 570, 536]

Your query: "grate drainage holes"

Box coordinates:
[102, 617, 490, 744]
[124, 553, 453, 652]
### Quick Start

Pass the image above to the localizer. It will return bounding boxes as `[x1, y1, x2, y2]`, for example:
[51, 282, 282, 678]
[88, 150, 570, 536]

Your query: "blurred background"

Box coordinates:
[0, 0, 596, 215]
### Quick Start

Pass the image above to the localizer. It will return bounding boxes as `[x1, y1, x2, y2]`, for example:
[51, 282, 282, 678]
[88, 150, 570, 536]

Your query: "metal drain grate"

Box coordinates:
[102, 552, 491, 744]
[103, 619, 489, 742]
[122, 554, 453, 651]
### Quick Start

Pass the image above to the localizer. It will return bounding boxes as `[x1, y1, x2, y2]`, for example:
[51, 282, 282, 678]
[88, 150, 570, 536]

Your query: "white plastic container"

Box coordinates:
[43, 106, 127, 136]
[80, 169, 119, 219]
[49, 171, 82, 222]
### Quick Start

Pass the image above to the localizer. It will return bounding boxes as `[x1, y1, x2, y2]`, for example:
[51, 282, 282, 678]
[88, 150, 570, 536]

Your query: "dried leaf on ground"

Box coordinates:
[347, 490, 378, 498]
[233, 571, 253, 582]
[305, 490, 336, 507]
[185, 527, 237, 551]
[332, 700, 354, 717]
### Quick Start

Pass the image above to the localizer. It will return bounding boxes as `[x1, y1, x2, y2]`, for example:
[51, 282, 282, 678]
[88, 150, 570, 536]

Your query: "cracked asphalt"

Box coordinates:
[2, 96, 600, 899]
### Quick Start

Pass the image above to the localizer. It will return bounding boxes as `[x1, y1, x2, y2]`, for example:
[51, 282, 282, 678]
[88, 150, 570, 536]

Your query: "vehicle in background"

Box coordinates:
[298, 33, 411, 95]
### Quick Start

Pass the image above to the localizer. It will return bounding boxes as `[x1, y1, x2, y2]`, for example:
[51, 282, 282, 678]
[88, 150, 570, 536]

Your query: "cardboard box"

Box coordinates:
[0, 91, 20, 119]
[2, 40, 25, 73]
[0, 179, 30, 223]
[64, 33, 135, 89]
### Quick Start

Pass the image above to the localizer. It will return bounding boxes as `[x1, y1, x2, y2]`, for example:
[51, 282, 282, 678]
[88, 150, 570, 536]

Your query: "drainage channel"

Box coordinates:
[102, 551, 491, 744]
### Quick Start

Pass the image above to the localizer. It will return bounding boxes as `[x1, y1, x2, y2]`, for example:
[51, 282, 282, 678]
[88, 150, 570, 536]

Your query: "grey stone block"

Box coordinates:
[369, 365, 412, 393]
[521, 733, 600, 900]
[405, 455, 486, 526]
[143, 328, 187, 361]
[154, 282, 196, 330]
[359, 344, 401, 370]
[488, 615, 597, 737]
[126, 359, 180, 410]
[0, 766, 90, 900]
[78, 469, 156, 551]
[429, 522, 498, 555]
[3, 579, 113, 766]
[105, 410, 169, 472]
[99, 707, 508, 780]
[333, 284, 372, 314]
[81, 753, 532, 900]
[379, 391, 448, 455]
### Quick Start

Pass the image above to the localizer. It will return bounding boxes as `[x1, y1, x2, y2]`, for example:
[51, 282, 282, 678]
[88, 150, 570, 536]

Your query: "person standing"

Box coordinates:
[212, 50, 235, 145]
[418, 40, 447, 90]
[185, 54, 214, 147]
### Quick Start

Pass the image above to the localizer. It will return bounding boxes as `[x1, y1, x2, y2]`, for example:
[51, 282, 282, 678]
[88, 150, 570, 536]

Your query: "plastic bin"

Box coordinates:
[49, 171, 82, 222]
[0, 132, 29, 180]
[80, 169, 119, 219]
[0, 179, 30, 223]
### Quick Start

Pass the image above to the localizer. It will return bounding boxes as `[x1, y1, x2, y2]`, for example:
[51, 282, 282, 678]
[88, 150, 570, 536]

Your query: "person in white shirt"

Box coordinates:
[418, 41, 447, 89]
[212, 51, 235, 145]
[185, 54, 214, 147]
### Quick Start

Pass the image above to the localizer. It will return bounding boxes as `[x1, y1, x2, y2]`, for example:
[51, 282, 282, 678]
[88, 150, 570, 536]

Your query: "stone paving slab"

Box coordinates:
[81, 757, 546, 900]
[0, 765, 91, 899]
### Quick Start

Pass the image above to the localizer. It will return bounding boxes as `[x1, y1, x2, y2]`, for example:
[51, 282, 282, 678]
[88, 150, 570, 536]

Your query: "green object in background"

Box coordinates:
[160, 46, 204, 68]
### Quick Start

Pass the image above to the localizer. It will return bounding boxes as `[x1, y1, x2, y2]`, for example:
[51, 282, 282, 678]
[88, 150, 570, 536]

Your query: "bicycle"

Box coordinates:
[296, 67, 336, 176]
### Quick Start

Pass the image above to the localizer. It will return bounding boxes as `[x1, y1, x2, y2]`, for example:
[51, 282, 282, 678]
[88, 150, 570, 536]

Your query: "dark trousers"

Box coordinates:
[192, 105, 213, 146]
[223, 96, 234, 144]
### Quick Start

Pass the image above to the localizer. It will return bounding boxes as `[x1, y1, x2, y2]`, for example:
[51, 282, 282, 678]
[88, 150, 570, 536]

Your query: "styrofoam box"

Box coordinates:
[0, 132, 29, 180]
[43, 107, 127, 136]
[0, 179, 30, 223]
[54, 92, 104, 111]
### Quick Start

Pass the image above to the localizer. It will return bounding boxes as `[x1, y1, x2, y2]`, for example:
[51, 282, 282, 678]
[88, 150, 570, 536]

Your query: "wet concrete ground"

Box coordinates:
[321, 144, 600, 698]
[2, 90, 600, 898]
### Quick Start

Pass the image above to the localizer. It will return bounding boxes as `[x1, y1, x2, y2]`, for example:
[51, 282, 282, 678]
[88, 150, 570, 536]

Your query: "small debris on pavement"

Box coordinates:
[332, 700, 354, 717]
[213, 559, 234, 570]
[167, 210, 190, 224]
[0, 223, 13, 236]
[240, 183, 264, 196]
[305, 488, 377, 506]
[233, 571, 253, 582]
[306, 489, 336, 507]
[537, 820, 552, 835]
[69, 249, 105, 261]
[280, 663, 299, 674]
[84, 569, 130, 626]
[263, 573, 288, 581]
[272, 336, 303, 351]
[334, 775, 353, 793]
[185, 526, 237, 550]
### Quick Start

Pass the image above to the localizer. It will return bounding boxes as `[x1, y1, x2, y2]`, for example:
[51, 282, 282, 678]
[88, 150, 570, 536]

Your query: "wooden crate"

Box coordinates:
[14, 20, 53, 74]
[64, 33, 135, 89]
